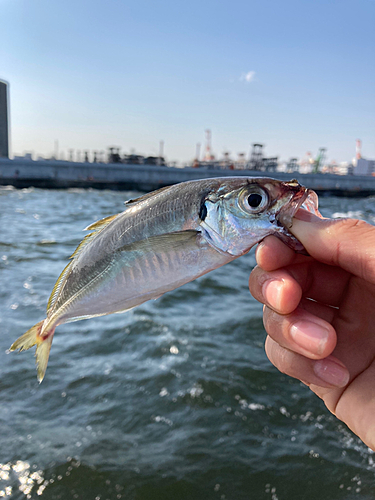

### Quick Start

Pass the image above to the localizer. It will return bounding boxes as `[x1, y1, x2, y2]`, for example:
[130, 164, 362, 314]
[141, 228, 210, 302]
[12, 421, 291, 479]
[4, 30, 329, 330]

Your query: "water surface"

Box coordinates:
[1, 186, 375, 499]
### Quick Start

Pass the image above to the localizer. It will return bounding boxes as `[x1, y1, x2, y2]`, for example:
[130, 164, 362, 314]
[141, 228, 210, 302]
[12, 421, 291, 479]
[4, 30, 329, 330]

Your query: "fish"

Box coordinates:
[9, 177, 319, 382]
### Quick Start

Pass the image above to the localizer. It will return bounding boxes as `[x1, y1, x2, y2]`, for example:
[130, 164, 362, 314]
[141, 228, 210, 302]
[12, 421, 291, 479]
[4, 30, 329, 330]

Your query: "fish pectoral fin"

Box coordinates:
[118, 230, 199, 253]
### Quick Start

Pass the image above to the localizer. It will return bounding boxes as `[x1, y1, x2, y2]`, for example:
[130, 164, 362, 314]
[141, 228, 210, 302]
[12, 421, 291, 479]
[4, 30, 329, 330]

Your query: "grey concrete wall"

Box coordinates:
[0, 81, 9, 158]
[1, 158, 375, 195]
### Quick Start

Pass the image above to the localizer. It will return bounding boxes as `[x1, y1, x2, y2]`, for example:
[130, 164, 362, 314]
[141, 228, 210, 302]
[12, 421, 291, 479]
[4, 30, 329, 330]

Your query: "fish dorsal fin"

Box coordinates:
[124, 185, 172, 208]
[47, 260, 73, 312]
[85, 213, 118, 231]
[47, 213, 118, 313]
[70, 233, 96, 259]
[70, 214, 119, 259]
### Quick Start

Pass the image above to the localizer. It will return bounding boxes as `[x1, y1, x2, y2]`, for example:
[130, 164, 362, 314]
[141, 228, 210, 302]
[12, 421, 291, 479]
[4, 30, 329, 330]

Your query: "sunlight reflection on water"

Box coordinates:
[0, 461, 44, 498]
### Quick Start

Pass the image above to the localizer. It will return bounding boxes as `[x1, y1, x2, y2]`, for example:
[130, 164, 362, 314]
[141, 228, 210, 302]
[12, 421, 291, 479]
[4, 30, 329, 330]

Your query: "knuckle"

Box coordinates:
[275, 347, 289, 374]
[265, 335, 289, 374]
[332, 219, 374, 274]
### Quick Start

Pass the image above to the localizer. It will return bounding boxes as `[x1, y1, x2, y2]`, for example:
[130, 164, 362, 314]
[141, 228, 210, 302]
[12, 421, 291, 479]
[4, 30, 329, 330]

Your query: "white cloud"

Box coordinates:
[240, 71, 255, 83]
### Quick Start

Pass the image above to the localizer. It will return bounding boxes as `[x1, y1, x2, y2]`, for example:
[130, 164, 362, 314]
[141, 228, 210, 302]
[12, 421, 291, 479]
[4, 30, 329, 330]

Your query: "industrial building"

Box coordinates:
[355, 158, 375, 176]
[0, 80, 9, 158]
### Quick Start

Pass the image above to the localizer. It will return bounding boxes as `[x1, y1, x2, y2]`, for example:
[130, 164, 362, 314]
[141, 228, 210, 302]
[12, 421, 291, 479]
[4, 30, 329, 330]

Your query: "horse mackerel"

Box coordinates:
[9, 177, 319, 382]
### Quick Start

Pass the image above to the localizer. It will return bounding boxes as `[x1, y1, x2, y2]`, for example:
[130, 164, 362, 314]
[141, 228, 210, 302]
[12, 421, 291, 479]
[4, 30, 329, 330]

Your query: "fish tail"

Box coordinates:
[8, 320, 56, 383]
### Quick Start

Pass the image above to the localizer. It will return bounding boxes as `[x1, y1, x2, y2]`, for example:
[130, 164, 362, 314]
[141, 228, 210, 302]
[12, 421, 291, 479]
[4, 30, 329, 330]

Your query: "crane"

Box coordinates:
[313, 147, 326, 174]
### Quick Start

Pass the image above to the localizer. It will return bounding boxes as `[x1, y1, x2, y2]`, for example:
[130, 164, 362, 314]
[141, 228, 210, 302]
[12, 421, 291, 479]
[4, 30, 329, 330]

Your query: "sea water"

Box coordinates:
[1, 186, 375, 500]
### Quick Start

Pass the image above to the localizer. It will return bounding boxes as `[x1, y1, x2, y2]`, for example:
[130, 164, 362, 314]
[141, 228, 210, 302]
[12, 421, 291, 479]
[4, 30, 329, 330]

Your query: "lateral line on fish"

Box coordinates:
[59, 307, 135, 324]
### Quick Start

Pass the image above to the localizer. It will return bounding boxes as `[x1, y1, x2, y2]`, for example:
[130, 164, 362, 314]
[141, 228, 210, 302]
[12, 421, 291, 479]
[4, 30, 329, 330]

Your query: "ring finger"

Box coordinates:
[265, 336, 350, 388]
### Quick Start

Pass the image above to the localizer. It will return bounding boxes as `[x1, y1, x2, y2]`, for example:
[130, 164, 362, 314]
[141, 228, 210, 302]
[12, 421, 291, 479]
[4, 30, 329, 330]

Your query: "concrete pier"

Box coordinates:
[1, 157, 375, 195]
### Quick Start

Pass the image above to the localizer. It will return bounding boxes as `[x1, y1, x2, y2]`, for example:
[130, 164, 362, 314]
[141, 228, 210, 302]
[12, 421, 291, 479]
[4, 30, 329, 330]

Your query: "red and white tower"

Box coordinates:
[356, 139, 362, 160]
[204, 129, 213, 161]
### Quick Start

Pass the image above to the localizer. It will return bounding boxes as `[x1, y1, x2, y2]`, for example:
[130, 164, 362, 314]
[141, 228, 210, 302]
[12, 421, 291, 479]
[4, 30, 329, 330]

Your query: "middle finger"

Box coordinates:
[263, 305, 337, 359]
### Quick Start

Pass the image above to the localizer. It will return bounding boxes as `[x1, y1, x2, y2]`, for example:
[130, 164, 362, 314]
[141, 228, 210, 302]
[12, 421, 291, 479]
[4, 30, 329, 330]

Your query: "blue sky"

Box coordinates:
[1, 0, 374, 164]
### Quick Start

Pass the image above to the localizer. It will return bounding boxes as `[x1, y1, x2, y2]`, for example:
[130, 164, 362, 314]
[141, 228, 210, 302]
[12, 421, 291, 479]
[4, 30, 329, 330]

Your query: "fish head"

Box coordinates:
[200, 177, 320, 256]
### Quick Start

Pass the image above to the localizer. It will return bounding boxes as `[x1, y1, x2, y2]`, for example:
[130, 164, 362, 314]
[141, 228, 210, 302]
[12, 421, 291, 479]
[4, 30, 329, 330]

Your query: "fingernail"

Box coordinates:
[290, 320, 329, 356]
[255, 241, 264, 263]
[313, 357, 350, 387]
[293, 208, 319, 223]
[262, 279, 283, 311]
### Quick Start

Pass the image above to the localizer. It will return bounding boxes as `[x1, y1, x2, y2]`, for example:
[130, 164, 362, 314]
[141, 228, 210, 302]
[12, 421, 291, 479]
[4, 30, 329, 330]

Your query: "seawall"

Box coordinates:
[1, 158, 375, 196]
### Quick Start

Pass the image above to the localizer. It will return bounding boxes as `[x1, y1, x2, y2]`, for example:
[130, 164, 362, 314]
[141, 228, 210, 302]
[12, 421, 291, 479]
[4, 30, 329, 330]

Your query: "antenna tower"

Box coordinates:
[356, 139, 362, 160]
[204, 129, 213, 161]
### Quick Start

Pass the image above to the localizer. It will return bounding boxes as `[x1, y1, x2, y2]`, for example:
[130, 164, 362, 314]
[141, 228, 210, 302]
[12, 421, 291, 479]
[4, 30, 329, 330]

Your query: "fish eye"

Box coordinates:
[248, 193, 263, 208]
[238, 187, 269, 214]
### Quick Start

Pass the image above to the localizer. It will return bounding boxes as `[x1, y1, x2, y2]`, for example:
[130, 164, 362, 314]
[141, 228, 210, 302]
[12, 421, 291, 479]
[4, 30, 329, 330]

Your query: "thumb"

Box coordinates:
[291, 210, 375, 283]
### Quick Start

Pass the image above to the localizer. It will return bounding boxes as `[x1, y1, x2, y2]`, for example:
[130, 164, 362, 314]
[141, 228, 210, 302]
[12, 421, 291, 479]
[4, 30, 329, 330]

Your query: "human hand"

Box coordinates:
[249, 210, 375, 450]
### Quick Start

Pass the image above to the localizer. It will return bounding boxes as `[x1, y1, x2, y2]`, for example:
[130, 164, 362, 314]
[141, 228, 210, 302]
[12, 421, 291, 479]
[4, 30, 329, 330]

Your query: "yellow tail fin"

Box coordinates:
[9, 320, 55, 383]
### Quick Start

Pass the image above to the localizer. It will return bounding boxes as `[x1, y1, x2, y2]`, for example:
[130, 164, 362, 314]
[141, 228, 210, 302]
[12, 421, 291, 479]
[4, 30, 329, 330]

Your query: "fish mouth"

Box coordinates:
[275, 182, 321, 252]
[278, 187, 320, 229]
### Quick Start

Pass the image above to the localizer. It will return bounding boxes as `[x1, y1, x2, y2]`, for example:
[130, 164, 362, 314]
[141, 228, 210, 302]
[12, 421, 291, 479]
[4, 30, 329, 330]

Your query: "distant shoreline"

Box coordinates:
[1, 158, 375, 196]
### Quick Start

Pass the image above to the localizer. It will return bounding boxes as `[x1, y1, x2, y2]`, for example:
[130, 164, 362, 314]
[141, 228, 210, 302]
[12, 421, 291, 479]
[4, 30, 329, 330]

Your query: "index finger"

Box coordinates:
[250, 259, 350, 310]
[291, 211, 375, 284]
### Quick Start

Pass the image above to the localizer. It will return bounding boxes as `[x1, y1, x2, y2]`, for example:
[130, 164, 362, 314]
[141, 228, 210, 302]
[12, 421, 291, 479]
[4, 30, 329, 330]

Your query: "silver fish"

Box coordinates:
[9, 177, 319, 382]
